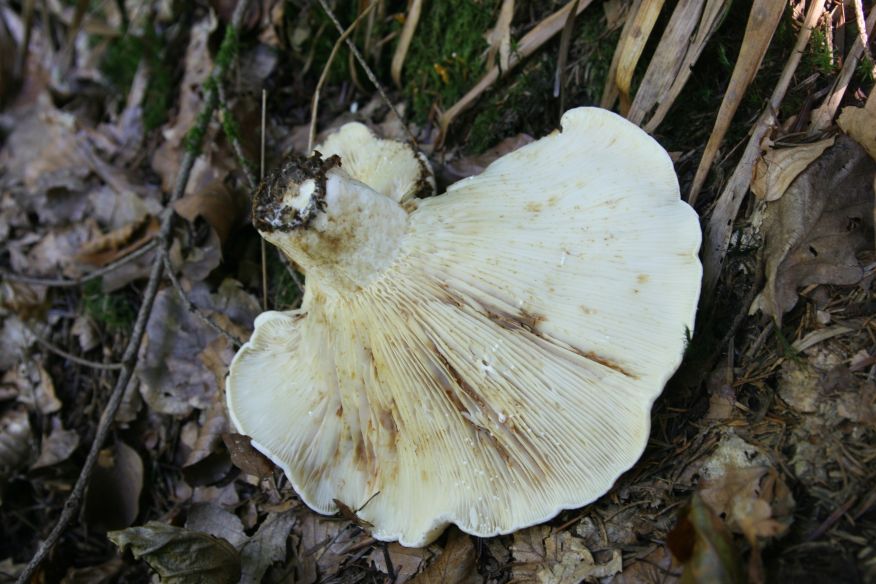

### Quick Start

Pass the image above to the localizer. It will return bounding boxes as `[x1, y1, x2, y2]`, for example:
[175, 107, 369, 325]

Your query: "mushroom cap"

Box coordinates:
[315, 121, 435, 203]
[227, 108, 702, 547]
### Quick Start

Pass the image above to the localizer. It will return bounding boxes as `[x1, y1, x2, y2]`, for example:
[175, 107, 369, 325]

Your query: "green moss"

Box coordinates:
[101, 34, 143, 91]
[101, 26, 174, 130]
[805, 27, 835, 77]
[83, 280, 136, 334]
[185, 77, 218, 154]
[268, 251, 303, 310]
[403, 0, 500, 124]
[220, 105, 256, 177]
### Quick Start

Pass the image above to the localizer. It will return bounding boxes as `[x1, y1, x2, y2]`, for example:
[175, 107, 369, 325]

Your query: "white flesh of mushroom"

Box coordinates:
[227, 108, 702, 547]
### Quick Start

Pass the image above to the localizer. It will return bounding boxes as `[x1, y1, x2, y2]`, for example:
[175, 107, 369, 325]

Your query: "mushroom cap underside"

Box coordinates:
[227, 108, 702, 546]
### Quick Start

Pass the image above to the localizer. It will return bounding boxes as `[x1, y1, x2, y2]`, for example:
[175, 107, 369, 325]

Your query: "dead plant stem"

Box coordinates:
[309, 1, 376, 152]
[316, 0, 416, 145]
[0, 240, 158, 288]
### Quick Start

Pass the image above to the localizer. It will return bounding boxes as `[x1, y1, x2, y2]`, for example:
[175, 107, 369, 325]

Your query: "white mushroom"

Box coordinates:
[227, 108, 702, 546]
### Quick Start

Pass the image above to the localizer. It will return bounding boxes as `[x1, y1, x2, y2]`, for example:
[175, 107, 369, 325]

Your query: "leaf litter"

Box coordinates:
[1, 1, 876, 582]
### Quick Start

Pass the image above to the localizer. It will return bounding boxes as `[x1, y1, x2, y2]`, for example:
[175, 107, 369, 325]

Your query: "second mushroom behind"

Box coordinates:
[227, 108, 702, 547]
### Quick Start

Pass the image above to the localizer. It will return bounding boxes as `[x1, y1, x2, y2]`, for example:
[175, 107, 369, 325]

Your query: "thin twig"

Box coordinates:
[16, 2, 251, 580]
[260, 88, 269, 311]
[217, 83, 258, 189]
[28, 324, 124, 371]
[162, 252, 244, 348]
[0, 240, 158, 288]
[309, 2, 377, 152]
[316, 0, 417, 145]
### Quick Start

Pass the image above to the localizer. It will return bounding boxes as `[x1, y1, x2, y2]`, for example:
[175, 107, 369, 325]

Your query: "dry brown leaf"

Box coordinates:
[411, 529, 476, 583]
[391, 0, 423, 87]
[682, 431, 795, 548]
[9, 359, 61, 414]
[296, 512, 366, 583]
[751, 138, 835, 202]
[137, 282, 258, 416]
[186, 503, 248, 549]
[511, 525, 622, 583]
[0, 407, 34, 486]
[0, 315, 34, 371]
[700, 0, 827, 298]
[222, 432, 274, 478]
[60, 557, 124, 584]
[606, 545, 677, 583]
[371, 543, 433, 583]
[0, 96, 90, 195]
[688, 0, 786, 204]
[442, 134, 534, 181]
[239, 509, 297, 582]
[838, 104, 876, 161]
[76, 214, 159, 267]
[181, 401, 231, 486]
[752, 136, 875, 319]
[667, 493, 745, 584]
[31, 417, 79, 469]
[172, 178, 245, 246]
[82, 440, 144, 532]
[15, 223, 97, 279]
[151, 15, 216, 192]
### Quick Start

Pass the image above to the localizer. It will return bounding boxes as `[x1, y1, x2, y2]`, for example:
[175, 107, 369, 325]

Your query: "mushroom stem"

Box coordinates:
[254, 153, 410, 292]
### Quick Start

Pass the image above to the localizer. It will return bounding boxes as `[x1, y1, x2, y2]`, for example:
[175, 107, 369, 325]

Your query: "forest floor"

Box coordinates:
[0, 0, 874, 583]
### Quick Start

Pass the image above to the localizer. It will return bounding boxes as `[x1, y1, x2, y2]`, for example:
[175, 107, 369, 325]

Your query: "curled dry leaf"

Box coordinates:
[441, 133, 534, 182]
[750, 138, 835, 202]
[667, 493, 745, 584]
[371, 543, 433, 583]
[181, 401, 231, 486]
[683, 432, 795, 544]
[752, 136, 876, 320]
[239, 509, 297, 583]
[838, 103, 876, 161]
[83, 440, 144, 531]
[76, 214, 159, 267]
[410, 529, 476, 584]
[8, 359, 61, 414]
[108, 522, 241, 584]
[31, 417, 79, 469]
[222, 432, 274, 478]
[0, 407, 34, 488]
